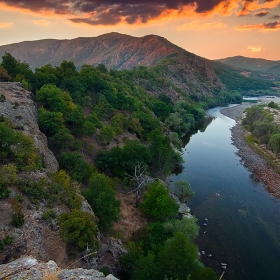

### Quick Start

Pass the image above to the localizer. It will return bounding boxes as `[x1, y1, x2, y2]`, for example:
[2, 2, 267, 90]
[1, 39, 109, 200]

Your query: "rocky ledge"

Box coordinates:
[0, 256, 118, 280]
[0, 82, 58, 172]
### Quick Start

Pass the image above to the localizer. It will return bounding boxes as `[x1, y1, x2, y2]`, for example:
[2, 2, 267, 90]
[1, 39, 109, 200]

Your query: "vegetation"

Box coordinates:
[0, 52, 251, 278]
[242, 104, 280, 159]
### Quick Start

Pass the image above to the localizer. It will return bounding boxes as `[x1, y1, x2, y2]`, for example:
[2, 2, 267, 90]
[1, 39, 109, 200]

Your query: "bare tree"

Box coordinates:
[126, 162, 166, 207]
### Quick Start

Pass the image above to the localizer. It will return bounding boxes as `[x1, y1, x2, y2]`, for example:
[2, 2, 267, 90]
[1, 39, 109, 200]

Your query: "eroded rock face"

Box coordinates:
[0, 82, 58, 172]
[0, 256, 119, 280]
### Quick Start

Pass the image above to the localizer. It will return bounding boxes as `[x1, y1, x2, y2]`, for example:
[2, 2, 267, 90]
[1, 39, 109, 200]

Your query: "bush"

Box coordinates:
[173, 180, 194, 202]
[58, 209, 99, 251]
[140, 181, 179, 221]
[10, 198, 24, 227]
[83, 173, 120, 231]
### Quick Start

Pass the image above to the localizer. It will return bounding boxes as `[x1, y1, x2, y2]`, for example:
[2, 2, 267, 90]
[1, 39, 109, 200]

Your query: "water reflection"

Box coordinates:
[172, 106, 280, 280]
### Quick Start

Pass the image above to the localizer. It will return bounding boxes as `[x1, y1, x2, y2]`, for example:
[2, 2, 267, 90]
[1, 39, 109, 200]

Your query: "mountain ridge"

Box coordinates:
[0, 32, 183, 70]
[216, 55, 280, 75]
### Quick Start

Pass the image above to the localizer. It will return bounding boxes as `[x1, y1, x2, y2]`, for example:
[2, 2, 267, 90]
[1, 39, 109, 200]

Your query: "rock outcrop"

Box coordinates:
[0, 82, 58, 172]
[0, 256, 119, 279]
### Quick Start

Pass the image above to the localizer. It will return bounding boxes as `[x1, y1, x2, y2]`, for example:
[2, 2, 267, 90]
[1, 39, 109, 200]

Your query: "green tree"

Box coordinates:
[58, 209, 99, 251]
[98, 125, 115, 145]
[36, 84, 75, 114]
[163, 216, 199, 240]
[38, 108, 65, 136]
[173, 179, 194, 202]
[140, 181, 179, 221]
[58, 152, 91, 183]
[269, 134, 280, 155]
[157, 232, 199, 280]
[10, 197, 24, 227]
[83, 173, 120, 231]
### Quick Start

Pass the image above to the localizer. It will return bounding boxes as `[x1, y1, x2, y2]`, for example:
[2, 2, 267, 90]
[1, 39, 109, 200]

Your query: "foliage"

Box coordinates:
[0, 235, 14, 253]
[58, 152, 91, 183]
[163, 216, 199, 240]
[58, 209, 99, 251]
[0, 164, 17, 199]
[83, 172, 120, 231]
[10, 197, 24, 227]
[0, 120, 42, 171]
[42, 209, 57, 221]
[38, 108, 65, 137]
[173, 179, 194, 202]
[140, 181, 179, 221]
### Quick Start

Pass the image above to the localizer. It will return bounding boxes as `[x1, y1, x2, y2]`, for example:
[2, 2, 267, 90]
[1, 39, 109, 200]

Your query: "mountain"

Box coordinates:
[0, 33, 274, 96]
[0, 32, 225, 97]
[217, 56, 280, 75]
[0, 32, 182, 70]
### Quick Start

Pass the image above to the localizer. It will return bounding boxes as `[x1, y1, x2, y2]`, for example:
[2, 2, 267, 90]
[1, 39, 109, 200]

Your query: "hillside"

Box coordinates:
[0, 33, 182, 70]
[217, 56, 280, 75]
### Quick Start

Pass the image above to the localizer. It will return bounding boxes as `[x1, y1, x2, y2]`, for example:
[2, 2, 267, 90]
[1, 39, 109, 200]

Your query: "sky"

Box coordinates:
[0, 0, 279, 61]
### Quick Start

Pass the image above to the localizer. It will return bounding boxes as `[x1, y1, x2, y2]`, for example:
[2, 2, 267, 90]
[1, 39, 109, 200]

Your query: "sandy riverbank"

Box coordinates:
[221, 103, 280, 197]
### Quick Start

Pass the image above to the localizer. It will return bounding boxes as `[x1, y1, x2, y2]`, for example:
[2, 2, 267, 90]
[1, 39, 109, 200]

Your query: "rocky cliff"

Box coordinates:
[0, 83, 126, 277]
[0, 256, 118, 279]
[0, 82, 58, 172]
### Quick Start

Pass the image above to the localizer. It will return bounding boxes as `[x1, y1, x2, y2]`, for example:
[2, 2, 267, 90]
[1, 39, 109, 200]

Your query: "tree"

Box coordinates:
[36, 84, 75, 114]
[173, 179, 195, 202]
[83, 173, 120, 231]
[126, 162, 155, 207]
[269, 134, 280, 155]
[38, 108, 65, 136]
[1, 52, 19, 79]
[10, 198, 24, 227]
[0, 65, 10, 82]
[58, 209, 99, 251]
[157, 232, 199, 280]
[140, 181, 179, 221]
[163, 216, 199, 240]
[58, 152, 91, 183]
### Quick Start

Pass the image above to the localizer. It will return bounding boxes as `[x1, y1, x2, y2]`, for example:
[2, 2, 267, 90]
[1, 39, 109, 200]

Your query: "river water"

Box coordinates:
[171, 106, 280, 280]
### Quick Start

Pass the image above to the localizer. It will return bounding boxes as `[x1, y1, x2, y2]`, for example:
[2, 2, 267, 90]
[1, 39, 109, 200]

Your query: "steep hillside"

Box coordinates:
[217, 56, 280, 75]
[0, 33, 182, 70]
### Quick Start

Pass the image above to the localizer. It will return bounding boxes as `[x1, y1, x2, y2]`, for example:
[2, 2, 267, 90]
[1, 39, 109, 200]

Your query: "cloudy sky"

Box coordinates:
[0, 0, 279, 60]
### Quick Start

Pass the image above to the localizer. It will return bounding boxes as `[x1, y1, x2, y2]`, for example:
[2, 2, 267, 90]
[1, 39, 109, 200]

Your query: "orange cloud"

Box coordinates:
[32, 19, 53, 26]
[0, 22, 13, 28]
[177, 20, 227, 30]
[237, 20, 280, 30]
[247, 45, 262, 52]
[237, 0, 280, 17]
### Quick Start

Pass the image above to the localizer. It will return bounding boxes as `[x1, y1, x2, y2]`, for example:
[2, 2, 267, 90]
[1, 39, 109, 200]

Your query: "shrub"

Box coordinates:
[58, 209, 99, 251]
[140, 181, 179, 221]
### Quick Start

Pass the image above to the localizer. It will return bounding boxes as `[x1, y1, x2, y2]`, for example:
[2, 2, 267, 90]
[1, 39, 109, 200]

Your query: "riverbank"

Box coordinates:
[221, 104, 280, 198]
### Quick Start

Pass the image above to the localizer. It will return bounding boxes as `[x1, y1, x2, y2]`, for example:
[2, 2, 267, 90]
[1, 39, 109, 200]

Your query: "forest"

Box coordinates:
[0, 52, 250, 279]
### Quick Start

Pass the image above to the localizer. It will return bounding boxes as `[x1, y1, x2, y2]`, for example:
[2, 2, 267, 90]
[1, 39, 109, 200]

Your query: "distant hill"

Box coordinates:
[217, 56, 280, 75]
[0, 33, 182, 70]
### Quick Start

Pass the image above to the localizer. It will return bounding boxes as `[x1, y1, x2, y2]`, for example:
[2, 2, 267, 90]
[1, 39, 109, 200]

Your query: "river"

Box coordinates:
[171, 106, 280, 280]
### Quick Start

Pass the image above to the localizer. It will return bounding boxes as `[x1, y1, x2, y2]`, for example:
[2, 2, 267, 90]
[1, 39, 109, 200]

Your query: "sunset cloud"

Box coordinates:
[237, 0, 280, 17]
[237, 20, 280, 30]
[32, 19, 53, 26]
[0, 21, 13, 28]
[253, 10, 268, 17]
[0, 0, 278, 26]
[270, 14, 280, 19]
[247, 45, 262, 52]
[177, 20, 227, 30]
